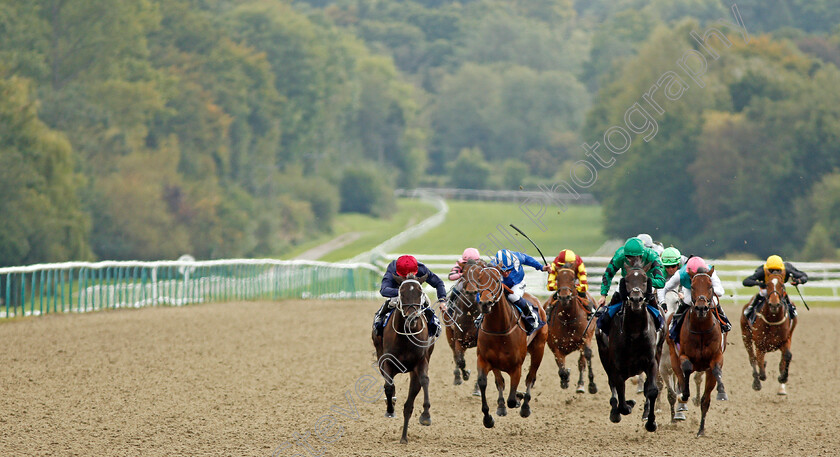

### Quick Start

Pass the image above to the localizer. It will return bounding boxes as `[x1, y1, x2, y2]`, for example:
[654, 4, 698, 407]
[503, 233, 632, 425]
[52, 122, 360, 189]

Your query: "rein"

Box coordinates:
[392, 279, 429, 336]
[756, 275, 789, 326]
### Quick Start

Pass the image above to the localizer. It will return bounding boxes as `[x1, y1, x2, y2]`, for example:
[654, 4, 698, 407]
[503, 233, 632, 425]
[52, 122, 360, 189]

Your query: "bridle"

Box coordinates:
[688, 272, 719, 334]
[756, 276, 788, 325]
[470, 266, 526, 336]
[391, 279, 429, 336]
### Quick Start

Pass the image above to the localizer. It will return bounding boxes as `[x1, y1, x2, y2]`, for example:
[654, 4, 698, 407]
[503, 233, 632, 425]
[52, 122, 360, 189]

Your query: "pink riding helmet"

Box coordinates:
[685, 256, 707, 274]
[460, 248, 480, 263]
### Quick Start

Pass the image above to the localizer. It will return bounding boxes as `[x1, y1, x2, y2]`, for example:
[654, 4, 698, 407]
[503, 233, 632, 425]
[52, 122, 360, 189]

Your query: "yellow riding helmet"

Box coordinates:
[564, 249, 577, 262]
[765, 255, 784, 271]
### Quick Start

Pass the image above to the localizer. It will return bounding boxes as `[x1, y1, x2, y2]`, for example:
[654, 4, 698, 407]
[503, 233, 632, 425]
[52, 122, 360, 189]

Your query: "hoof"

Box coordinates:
[645, 421, 657, 432]
[496, 406, 507, 417]
[515, 391, 525, 400]
[752, 379, 762, 391]
[777, 384, 787, 396]
[454, 376, 462, 386]
[759, 373, 767, 381]
[717, 392, 729, 401]
[609, 409, 621, 423]
[472, 389, 481, 397]
[520, 405, 531, 418]
[483, 415, 495, 428]
[508, 398, 520, 409]
[576, 384, 585, 393]
[385, 412, 396, 418]
[419, 414, 431, 426]
[463, 369, 471, 381]
[400, 437, 408, 444]
[636, 384, 644, 394]
[674, 411, 686, 421]
[696, 428, 705, 437]
[561, 379, 569, 389]
[588, 383, 598, 394]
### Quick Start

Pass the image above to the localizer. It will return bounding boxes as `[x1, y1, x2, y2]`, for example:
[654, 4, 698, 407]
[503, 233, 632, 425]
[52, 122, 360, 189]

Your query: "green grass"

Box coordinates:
[396, 201, 606, 257]
[283, 199, 438, 262]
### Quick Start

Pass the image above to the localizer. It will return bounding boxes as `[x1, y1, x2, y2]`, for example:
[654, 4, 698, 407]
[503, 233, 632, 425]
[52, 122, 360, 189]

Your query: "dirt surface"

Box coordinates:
[1, 300, 839, 457]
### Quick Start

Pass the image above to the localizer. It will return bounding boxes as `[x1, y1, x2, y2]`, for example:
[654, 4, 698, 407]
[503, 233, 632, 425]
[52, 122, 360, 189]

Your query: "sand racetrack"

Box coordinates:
[1, 299, 839, 456]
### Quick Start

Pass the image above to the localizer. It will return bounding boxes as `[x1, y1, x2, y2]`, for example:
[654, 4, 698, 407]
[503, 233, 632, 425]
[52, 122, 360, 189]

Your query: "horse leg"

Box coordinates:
[507, 365, 522, 410]
[447, 328, 461, 385]
[643, 363, 659, 432]
[697, 369, 717, 437]
[667, 373, 682, 422]
[609, 382, 621, 423]
[756, 350, 767, 381]
[521, 333, 545, 417]
[494, 369, 507, 417]
[616, 378, 635, 416]
[693, 372, 703, 406]
[585, 344, 597, 394]
[384, 379, 397, 419]
[576, 348, 586, 393]
[741, 321, 761, 390]
[680, 356, 694, 403]
[453, 340, 466, 385]
[711, 362, 728, 401]
[418, 363, 432, 426]
[477, 356, 494, 428]
[778, 339, 792, 395]
[552, 346, 570, 389]
[400, 372, 421, 444]
[636, 373, 645, 394]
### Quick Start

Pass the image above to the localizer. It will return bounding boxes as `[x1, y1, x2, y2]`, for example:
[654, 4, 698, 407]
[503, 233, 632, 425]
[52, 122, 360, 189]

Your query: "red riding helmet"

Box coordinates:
[396, 255, 419, 277]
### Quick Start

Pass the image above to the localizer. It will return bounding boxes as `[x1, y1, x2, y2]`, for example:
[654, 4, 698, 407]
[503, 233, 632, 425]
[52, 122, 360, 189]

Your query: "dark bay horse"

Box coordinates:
[444, 266, 480, 388]
[667, 267, 725, 436]
[596, 261, 661, 432]
[544, 267, 597, 394]
[463, 262, 547, 428]
[372, 274, 435, 444]
[740, 271, 797, 395]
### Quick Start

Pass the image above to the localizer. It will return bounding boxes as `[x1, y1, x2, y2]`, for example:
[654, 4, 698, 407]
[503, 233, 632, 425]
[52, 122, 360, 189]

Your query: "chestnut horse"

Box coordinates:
[544, 266, 597, 394]
[596, 260, 662, 432]
[444, 266, 480, 389]
[372, 274, 435, 444]
[740, 271, 797, 395]
[462, 262, 547, 428]
[667, 266, 726, 436]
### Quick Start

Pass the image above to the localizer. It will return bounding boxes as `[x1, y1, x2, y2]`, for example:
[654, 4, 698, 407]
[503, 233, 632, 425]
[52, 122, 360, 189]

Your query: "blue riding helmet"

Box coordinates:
[493, 249, 520, 272]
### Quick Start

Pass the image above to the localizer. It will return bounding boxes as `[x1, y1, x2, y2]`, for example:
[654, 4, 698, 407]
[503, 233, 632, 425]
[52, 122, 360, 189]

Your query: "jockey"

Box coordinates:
[656, 246, 687, 307]
[373, 255, 447, 338]
[595, 237, 666, 334]
[637, 233, 664, 256]
[663, 256, 731, 343]
[489, 249, 550, 335]
[546, 249, 594, 315]
[447, 247, 481, 310]
[742, 255, 808, 324]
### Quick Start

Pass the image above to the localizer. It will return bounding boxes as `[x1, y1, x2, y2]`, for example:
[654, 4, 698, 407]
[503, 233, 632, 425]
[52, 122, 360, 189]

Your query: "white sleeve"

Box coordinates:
[662, 273, 680, 295]
[657, 288, 665, 304]
[712, 272, 725, 297]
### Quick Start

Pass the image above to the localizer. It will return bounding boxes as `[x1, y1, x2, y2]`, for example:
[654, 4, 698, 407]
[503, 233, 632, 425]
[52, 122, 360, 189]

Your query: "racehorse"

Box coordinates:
[596, 259, 661, 432]
[667, 266, 726, 436]
[740, 271, 797, 395]
[462, 262, 547, 428]
[657, 290, 704, 422]
[444, 266, 481, 389]
[372, 274, 435, 444]
[544, 266, 597, 394]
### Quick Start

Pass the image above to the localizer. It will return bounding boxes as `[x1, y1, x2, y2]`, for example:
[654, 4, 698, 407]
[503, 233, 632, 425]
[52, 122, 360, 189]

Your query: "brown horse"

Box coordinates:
[667, 267, 725, 436]
[740, 271, 797, 395]
[544, 267, 597, 394]
[462, 262, 547, 428]
[443, 264, 480, 388]
[372, 274, 435, 444]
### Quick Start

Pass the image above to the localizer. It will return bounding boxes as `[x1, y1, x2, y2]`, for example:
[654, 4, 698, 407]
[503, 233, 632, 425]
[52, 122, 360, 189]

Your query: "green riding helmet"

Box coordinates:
[660, 247, 681, 267]
[623, 237, 645, 256]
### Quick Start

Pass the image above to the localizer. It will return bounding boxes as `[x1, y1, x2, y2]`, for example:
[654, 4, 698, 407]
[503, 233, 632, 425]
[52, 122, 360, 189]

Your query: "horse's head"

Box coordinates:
[766, 272, 786, 312]
[623, 258, 650, 313]
[552, 266, 577, 307]
[459, 259, 485, 306]
[395, 273, 428, 322]
[467, 264, 503, 315]
[689, 266, 715, 318]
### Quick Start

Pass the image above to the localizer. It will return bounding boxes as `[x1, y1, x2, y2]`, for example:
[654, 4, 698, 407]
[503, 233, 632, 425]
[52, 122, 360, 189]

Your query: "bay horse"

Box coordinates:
[657, 290, 703, 422]
[596, 260, 661, 432]
[444, 264, 480, 389]
[462, 262, 547, 428]
[544, 266, 597, 394]
[372, 274, 435, 444]
[740, 271, 797, 395]
[667, 266, 726, 436]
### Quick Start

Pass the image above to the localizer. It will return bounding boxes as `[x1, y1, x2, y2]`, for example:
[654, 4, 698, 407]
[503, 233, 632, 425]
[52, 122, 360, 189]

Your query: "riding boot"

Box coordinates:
[716, 305, 732, 333]
[596, 292, 622, 335]
[447, 288, 461, 318]
[513, 297, 543, 335]
[745, 295, 764, 325]
[669, 302, 689, 343]
[373, 300, 392, 336]
[646, 293, 664, 330]
[786, 298, 798, 319]
[423, 306, 441, 338]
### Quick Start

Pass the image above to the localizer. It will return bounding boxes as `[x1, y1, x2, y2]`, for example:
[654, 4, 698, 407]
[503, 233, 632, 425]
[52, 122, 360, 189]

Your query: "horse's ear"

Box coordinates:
[709, 266, 715, 276]
[643, 262, 652, 272]
[416, 274, 428, 284]
[394, 275, 405, 284]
